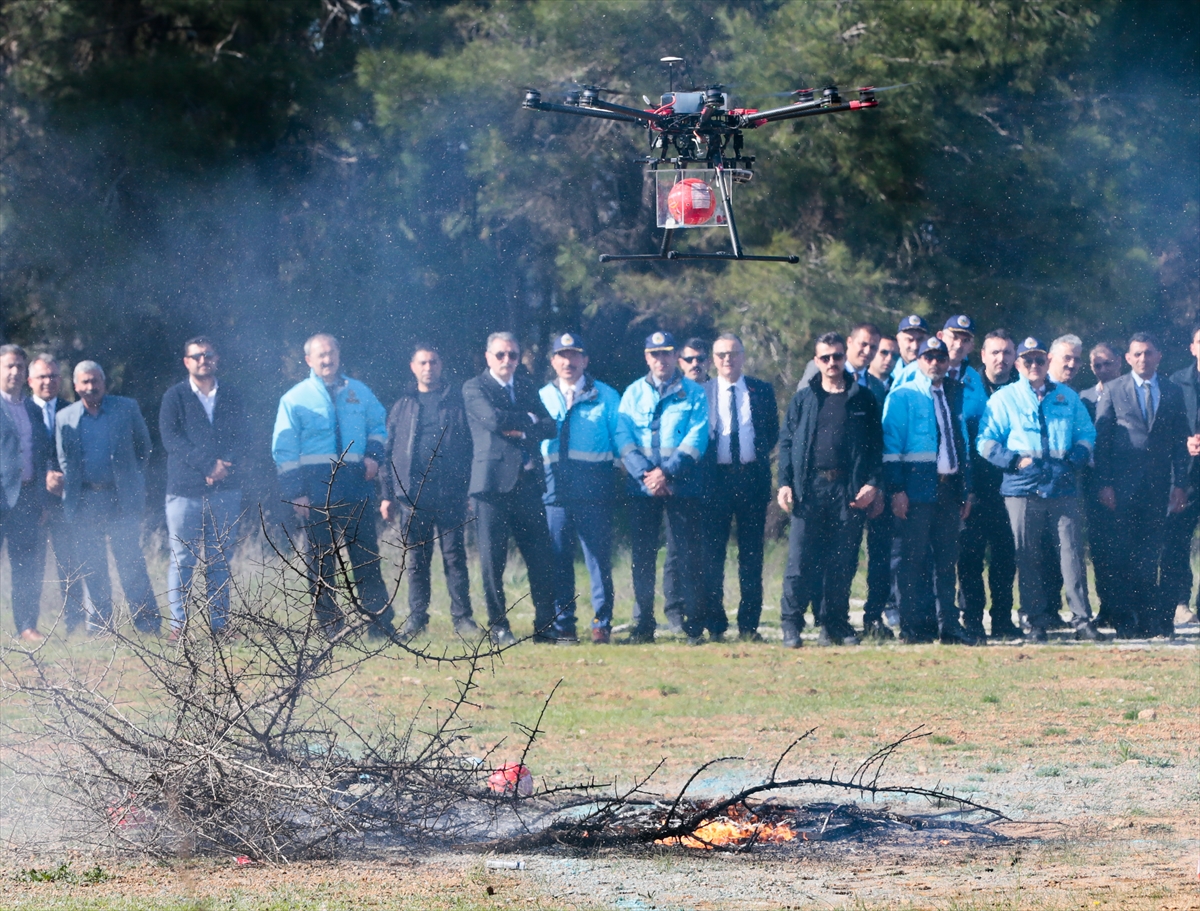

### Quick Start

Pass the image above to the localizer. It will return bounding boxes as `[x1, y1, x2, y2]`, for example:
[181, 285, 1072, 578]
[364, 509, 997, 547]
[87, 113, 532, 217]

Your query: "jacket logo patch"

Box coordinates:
[345, 391, 360, 404]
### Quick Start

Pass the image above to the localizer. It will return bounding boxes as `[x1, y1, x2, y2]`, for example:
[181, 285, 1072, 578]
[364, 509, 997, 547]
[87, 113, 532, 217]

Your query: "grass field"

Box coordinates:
[1, 534, 1197, 909]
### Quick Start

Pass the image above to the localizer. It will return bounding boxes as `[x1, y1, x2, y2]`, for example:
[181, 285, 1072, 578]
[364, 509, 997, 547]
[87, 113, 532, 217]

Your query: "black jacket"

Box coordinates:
[462, 370, 556, 496]
[1093, 372, 1190, 508]
[158, 381, 247, 498]
[381, 382, 471, 508]
[702, 374, 780, 494]
[1170, 365, 1199, 485]
[975, 368, 1019, 500]
[777, 371, 882, 509]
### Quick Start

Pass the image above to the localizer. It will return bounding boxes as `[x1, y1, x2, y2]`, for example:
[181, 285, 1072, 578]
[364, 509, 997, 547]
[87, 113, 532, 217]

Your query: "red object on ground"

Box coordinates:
[488, 762, 533, 796]
[667, 178, 717, 225]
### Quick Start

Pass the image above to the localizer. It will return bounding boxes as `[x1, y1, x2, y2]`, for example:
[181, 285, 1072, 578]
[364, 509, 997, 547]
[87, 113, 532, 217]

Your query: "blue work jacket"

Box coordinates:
[272, 371, 387, 500]
[616, 372, 709, 497]
[540, 377, 621, 503]
[882, 371, 972, 503]
[892, 360, 988, 431]
[976, 378, 1095, 498]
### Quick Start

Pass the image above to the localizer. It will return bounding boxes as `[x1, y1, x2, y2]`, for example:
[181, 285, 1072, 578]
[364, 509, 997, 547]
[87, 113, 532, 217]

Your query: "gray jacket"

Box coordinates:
[56, 396, 152, 520]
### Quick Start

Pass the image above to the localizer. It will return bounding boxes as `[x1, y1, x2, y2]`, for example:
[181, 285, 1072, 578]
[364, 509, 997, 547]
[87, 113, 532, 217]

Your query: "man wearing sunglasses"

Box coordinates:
[1079, 341, 1123, 628]
[1094, 332, 1190, 638]
[778, 333, 882, 647]
[882, 336, 977, 645]
[615, 331, 709, 644]
[978, 337, 1104, 643]
[160, 337, 247, 637]
[462, 332, 559, 646]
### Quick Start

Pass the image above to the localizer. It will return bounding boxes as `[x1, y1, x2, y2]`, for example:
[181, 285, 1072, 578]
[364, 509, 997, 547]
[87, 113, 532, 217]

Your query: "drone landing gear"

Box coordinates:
[599, 165, 799, 264]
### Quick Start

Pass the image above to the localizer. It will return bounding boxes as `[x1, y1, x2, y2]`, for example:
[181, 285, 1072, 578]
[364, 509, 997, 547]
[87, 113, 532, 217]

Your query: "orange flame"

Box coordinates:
[657, 807, 798, 849]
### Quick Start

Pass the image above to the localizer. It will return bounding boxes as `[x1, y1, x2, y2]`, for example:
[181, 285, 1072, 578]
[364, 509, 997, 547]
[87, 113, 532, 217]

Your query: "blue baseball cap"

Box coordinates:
[644, 330, 676, 351]
[918, 336, 949, 358]
[943, 314, 975, 335]
[898, 314, 931, 335]
[1016, 336, 1046, 356]
[551, 332, 585, 353]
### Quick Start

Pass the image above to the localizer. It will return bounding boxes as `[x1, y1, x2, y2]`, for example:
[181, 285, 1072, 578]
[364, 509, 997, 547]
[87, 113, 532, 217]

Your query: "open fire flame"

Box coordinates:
[656, 805, 798, 849]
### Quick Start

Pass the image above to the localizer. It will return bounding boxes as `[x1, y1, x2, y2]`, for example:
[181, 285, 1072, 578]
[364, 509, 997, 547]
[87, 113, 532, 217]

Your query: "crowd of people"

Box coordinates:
[1, 315, 1197, 647]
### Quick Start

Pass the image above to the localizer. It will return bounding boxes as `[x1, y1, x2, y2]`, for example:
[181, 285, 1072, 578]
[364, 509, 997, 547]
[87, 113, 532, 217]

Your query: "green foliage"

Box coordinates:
[13, 862, 109, 883]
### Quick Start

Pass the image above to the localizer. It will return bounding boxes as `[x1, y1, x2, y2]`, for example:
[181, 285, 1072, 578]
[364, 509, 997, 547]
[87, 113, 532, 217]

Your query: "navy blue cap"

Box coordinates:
[551, 332, 585, 353]
[644, 330, 676, 351]
[918, 336, 949, 357]
[1016, 336, 1046, 356]
[898, 314, 931, 335]
[943, 314, 975, 335]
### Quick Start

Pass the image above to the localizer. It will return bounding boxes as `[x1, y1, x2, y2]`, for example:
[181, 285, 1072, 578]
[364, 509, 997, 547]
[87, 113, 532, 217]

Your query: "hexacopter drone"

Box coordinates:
[523, 57, 899, 264]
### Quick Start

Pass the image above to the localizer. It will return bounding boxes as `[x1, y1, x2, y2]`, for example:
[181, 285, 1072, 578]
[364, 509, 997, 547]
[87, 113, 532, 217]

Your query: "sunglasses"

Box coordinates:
[712, 351, 739, 360]
[185, 352, 216, 361]
[1021, 355, 1048, 366]
[815, 352, 845, 363]
[490, 351, 520, 361]
[922, 353, 949, 362]
[679, 355, 706, 364]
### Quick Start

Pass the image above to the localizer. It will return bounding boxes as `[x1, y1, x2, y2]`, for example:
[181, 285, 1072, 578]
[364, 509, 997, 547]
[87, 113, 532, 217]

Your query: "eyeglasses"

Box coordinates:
[490, 351, 520, 361]
[1091, 359, 1116, 370]
[679, 355, 706, 364]
[185, 352, 216, 361]
[815, 353, 845, 363]
[712, 351, 739, 360]
[922, 353, 949, 362]
[1021, 355, 1048, 366]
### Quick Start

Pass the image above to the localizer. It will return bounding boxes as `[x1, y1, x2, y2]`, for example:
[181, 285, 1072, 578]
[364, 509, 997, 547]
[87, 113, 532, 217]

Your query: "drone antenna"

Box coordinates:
[661, 56, 684, 93]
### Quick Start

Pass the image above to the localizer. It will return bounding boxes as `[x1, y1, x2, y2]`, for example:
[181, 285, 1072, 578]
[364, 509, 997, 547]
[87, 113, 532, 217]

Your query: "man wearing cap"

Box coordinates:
[273, 333, 395, 639]
[892, 316, 988, 429]
[462, 332, 559, 646]
[539, 333, 621, 644]
[978, 337, 1105, 642]
[957, 329, 1022, 641]
[894, 315, 931, 376]
[700, 333, 779, 642]
[1093, 332, 1190, 638]
[616, 331, 709, 643]
[778, 332, 883, 647]
[882, 336, 976, 644]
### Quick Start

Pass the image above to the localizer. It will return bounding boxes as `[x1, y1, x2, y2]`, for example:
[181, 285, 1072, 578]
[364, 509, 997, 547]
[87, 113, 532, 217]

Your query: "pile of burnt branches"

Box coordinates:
[0, 483, 536, 862]
[487, 729, 1008, 853]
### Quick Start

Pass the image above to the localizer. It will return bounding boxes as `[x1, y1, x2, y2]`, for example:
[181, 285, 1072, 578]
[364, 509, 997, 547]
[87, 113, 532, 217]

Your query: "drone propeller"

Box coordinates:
[858, 83, 913, 93]
[569, 81, 628, 97]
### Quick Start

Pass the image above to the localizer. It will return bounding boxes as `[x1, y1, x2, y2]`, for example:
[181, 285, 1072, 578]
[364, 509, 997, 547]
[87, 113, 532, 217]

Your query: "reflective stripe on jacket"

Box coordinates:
[615, 373, 709, 497]
[977, 378, 1095, 498]
[540, 377, 620, 503]
[882, 370, 971, 503]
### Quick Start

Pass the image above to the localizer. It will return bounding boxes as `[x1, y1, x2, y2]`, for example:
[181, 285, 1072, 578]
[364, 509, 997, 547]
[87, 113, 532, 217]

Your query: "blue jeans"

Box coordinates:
[166, 490, 242, 630]
[75, 488, 159, 633]
[545, 500, 614, 633]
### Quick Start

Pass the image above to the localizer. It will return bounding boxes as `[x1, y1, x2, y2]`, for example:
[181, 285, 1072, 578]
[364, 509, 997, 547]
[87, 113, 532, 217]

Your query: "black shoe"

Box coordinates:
[939, 624, 980, 646]
[782, 633, 802, 649]
[454, 618, 483, 638]
[708, 631, 726, 643]
[1044, 613, 1070, 630]
[397, 619, 428, 643]
[1025, 627, 1048, 644]
[738, 630, 764, 643]
[1073, 622, 1108, 642]
[490, 626, 517, 647]
[899, 632, 935, 645]
[990, 622, 1023, 642]
[686, 635, 705, 646]
[554, 632, 579, 646]
[863, 620, 895, 641]
[818, 628, 859, 647]
[665, 615, 685, 635]
[620, 630, 655, 645]
[964, 622, 987, 643]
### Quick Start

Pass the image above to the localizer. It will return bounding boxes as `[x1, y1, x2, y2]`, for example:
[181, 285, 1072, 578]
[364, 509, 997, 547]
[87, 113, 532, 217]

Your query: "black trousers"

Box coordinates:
[303, 495, 394, 636]
[628, 496, 701, 637]
[396, 497, 473, 627]
[471, 473, 557, 636]
[780, 476, 866, 639]
[1161, 497, 1199, 611]
[0, 486, 44, 634]
[956, 490, 1016, 632]
[861, 503, 894, 628]
[1084, 495, 1120, 625]
[1108, 483, 1173, 637]
[701, 466, 769, 636]
[898, 481, 963, 642]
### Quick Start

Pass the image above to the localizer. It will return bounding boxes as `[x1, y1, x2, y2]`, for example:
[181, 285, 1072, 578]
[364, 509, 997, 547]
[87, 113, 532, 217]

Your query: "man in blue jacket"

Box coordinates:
[540, 333, 621, 643]
[978, 337, 1105, 643]
[882, 337, 976, 645]
[272, 333, 394, 639]
[616, 332, 709, 644]
[159, 337, 246, 637]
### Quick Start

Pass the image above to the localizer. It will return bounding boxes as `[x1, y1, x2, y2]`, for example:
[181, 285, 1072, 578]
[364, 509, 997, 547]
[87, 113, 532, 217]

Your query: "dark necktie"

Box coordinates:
[728, 384, 741, 465]
[935, 388, 957, 473]
[1142, 383, 1154, 424]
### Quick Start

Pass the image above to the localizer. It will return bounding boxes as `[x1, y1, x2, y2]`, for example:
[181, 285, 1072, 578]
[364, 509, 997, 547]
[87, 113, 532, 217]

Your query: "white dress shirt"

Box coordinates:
[931, 384, 958, 475]
[1131, 372, 1160, 421]
[190, 377, 218, 423]
[31, 394, 56, 434]
[710, 376, 756, 464]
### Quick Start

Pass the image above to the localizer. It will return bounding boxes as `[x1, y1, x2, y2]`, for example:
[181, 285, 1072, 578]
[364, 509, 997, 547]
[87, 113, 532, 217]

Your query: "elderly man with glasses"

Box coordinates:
[978, 337, 1104, 643]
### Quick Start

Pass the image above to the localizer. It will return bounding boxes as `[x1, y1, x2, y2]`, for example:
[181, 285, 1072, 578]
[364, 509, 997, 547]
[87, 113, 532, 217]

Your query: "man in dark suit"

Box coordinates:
[57, 360, 160, 634]
[27, 353, 87, 632]
[1162, 326, 1200, 624]
[0, 345, 53, 642]
[159, 336, 247, 637]
[700, 333, 779, 640]
[1080, 342, 1122, 627]
[462, 332, 558, 646]
[1094, 332, 1190, 638]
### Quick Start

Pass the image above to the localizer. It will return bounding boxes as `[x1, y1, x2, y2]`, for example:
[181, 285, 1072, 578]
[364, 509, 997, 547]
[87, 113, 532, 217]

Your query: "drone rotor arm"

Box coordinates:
[524, 99, 644, 124]
[584, 96, 668, 124]
[739, 98, 876, 127]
